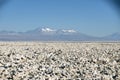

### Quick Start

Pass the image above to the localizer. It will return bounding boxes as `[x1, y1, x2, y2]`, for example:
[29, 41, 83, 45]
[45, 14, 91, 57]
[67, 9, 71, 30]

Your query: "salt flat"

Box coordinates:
[0, 42, 120, 80]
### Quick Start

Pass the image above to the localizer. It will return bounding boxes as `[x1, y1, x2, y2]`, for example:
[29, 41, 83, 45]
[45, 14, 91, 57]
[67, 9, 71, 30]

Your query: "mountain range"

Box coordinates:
[0, 27, 120, 41]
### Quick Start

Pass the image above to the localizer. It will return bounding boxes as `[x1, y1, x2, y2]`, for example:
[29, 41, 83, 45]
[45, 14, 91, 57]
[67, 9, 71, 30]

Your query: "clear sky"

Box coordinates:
[0, 0, 119, 37]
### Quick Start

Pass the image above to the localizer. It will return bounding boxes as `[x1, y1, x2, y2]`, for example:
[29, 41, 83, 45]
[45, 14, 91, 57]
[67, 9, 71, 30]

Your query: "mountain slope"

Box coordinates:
[102, 32, 120, 41]
[0, 28, 120, 41]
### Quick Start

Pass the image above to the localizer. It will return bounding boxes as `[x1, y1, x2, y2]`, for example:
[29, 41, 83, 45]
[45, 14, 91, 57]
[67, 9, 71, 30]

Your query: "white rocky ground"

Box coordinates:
[0, 42, 120, 80]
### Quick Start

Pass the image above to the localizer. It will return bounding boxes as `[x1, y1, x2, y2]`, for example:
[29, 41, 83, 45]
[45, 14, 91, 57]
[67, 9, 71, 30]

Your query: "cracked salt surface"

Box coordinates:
[0, 42, 120, 80]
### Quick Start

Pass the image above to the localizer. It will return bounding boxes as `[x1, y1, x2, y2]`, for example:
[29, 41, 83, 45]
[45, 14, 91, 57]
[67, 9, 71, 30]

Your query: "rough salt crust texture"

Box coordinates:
[0, 42, 120, 80]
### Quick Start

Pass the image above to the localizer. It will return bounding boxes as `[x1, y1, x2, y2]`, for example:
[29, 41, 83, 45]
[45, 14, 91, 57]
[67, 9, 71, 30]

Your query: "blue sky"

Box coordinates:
[0, 0, 119, 37]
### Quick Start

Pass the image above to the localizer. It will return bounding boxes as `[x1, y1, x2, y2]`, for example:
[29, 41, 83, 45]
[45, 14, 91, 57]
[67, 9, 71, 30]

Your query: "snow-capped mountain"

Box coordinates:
[25, 27, 78, 35]
[25, 27, 56, 35]
[41, 28, 56, 32]
[62, 29, 76, 33]
[0, 27, 120, 41]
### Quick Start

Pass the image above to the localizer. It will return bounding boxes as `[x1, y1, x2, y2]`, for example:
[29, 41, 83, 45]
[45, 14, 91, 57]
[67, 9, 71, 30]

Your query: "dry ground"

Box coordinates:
[0, 42, 120, 80]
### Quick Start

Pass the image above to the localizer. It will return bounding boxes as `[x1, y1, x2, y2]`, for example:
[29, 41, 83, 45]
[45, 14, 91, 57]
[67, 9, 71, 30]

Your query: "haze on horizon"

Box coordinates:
[0, 0, 119, 37]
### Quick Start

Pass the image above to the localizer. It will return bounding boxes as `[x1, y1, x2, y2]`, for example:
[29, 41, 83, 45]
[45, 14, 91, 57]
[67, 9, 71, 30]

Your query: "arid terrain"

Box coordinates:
[0, 42, 120, 80]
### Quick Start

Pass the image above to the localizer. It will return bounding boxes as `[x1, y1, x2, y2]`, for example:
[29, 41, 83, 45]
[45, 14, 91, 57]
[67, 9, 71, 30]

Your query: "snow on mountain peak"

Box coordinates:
[41, 28, 56, 32]
[62, 29, 76, 33]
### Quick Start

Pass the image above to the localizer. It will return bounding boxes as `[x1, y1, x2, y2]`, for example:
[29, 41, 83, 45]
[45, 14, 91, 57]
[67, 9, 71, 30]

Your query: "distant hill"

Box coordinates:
[0, 27, 120, 41]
